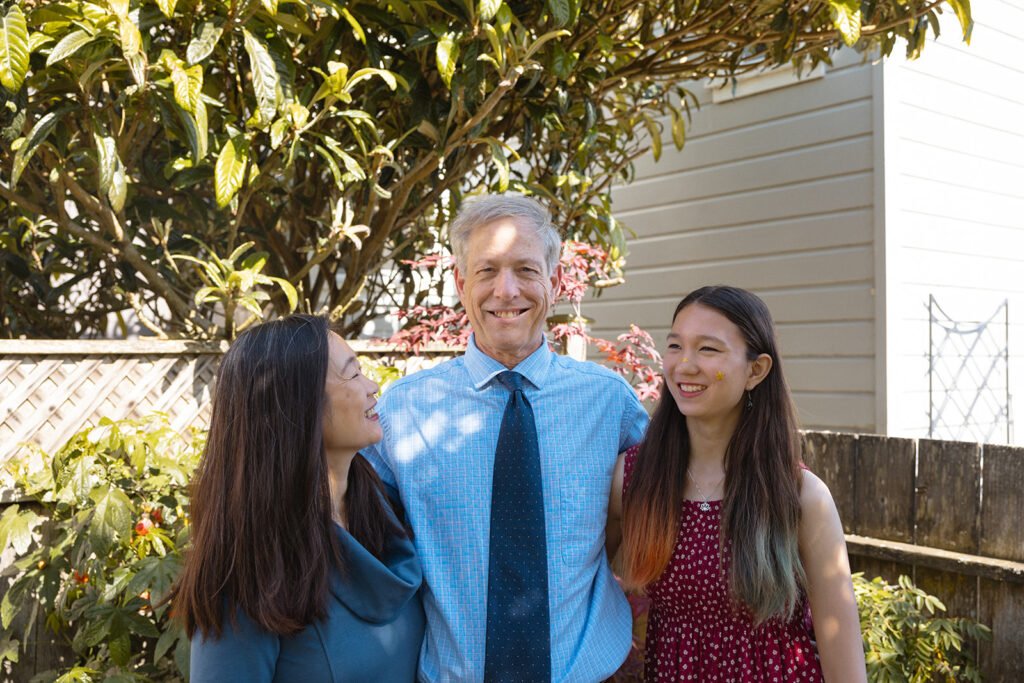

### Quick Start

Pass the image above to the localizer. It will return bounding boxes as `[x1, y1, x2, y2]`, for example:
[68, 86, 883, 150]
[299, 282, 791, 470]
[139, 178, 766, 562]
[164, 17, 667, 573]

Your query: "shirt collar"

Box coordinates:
[464, 333, 553, 391]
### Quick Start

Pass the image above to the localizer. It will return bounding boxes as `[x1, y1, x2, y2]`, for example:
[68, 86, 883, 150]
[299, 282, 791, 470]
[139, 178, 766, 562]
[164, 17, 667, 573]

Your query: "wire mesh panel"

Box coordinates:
[928, 296, 1010, 444]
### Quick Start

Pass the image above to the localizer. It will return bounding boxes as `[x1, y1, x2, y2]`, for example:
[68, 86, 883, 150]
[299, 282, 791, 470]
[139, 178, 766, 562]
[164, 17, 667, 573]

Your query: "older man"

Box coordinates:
[362, 194, 648, 682]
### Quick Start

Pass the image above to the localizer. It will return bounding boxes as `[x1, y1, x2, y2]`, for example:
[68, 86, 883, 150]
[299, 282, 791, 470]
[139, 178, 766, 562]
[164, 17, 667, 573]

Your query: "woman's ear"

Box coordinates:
[746, 353, 773, 390]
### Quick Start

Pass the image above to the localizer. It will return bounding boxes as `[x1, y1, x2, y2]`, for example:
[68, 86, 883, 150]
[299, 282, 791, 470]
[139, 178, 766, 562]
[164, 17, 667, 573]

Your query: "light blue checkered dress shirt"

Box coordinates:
[361, 336, 649, 682]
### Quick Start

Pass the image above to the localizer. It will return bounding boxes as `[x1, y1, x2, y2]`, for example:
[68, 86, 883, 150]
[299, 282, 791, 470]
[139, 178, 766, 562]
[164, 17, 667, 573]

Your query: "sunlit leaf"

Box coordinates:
[261, 0, 278, 16]
[186, 18, 224, 65]
[45, 29, 93, 66]
[945, 0, 973, 44]
[242, 29, 280, 123]
[11, 105, 74, 187]
[0, 505, 39, 556]
[89, 484, 133, 554]
[215, 135, 249, 208]
[478, 0, 501, 22]
[828, 0, 861, 47]
[340, 8, 366, 43]
[436, 32, 458, 88]
[155, 0, 178, 19]
[0, 5, 30, 93]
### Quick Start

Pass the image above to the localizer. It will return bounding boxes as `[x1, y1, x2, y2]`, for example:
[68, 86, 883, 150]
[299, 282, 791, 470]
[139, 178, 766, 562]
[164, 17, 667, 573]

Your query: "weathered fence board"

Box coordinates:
[802, 431, 857, 533]
[916, 439, 980, 553]
[981, 444, 1024, 562]
[855, 434, 916, 543]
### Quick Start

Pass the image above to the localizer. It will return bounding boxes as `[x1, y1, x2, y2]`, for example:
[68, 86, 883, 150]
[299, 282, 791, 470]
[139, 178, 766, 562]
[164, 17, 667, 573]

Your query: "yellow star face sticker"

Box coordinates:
[715, 371, 724, 381]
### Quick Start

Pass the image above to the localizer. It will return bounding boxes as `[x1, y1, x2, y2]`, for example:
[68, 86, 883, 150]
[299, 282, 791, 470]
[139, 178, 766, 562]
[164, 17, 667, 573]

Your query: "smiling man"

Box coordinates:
[361, 194, 649, 682]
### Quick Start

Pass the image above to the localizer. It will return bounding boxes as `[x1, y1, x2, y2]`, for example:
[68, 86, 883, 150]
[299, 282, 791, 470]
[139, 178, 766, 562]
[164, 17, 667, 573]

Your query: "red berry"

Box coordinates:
[135, 517, 153, 535]
[152, 508, 163, 524]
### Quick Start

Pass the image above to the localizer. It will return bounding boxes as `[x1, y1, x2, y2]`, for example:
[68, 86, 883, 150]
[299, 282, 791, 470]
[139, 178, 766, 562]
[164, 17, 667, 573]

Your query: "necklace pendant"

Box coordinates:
[698, 501, 711, 512]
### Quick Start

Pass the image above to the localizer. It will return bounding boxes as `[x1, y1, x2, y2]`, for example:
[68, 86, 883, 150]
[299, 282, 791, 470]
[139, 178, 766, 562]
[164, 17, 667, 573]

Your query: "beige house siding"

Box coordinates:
[882, 1, 1024, 445]
[585, 50, 880, 431]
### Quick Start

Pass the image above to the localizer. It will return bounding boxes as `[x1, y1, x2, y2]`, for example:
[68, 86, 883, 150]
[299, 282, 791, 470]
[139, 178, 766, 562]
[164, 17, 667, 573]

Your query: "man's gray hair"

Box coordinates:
[449, 194, 562, 276]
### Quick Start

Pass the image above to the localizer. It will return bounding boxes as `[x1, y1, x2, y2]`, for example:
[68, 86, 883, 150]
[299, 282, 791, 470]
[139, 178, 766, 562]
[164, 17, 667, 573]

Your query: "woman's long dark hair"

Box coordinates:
[171, 315, 406, 638]
[621, 286, 805, 623]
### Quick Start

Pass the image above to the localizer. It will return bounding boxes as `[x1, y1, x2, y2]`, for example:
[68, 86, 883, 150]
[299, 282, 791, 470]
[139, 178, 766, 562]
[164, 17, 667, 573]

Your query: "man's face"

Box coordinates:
[455, 218, 560, 369]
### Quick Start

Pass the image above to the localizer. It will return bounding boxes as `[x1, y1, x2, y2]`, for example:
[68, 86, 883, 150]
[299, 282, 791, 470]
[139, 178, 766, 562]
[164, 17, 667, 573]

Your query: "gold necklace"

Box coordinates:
[686, 468, 725, 512]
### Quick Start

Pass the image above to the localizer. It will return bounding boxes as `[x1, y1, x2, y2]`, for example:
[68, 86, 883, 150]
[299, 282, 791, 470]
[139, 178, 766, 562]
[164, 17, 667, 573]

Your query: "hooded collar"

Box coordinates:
[328, 509, 422, 624]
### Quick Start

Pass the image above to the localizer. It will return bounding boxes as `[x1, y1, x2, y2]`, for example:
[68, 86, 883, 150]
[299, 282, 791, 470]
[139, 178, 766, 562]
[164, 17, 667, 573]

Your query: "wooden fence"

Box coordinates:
[2, 342, 1023, 679]
[803, 432, 1024, 680]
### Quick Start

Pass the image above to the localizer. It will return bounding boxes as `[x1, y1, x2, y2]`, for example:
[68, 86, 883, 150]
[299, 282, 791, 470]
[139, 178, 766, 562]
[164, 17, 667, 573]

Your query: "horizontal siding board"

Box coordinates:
[593, 248, 873, 301]
[785, 358, 875, 392]
[895, 139, 1024, 197]
[622, 210, 873, 269]
[583, 284, 875, 329]
[616, 174, 874, 239]
[791, 393, 876, 430]
[620, 101, 874, 192]
[617, 137, 873, 213]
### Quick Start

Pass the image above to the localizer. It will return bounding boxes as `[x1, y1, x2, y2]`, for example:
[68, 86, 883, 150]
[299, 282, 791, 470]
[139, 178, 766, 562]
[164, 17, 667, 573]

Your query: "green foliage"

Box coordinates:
[0, 0, 971, 339]
[1, 415, 200, 681]
[854, 573, 990, 682]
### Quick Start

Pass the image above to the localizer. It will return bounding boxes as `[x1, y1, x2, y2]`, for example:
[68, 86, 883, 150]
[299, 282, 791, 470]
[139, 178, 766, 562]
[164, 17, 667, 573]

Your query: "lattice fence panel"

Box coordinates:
[0, 347, 221, 464]
[0, 339, 460, 471]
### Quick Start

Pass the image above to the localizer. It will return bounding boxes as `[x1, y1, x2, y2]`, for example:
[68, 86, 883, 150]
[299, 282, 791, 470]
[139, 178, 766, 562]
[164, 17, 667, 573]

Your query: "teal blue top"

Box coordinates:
[190, 514, 424, 682]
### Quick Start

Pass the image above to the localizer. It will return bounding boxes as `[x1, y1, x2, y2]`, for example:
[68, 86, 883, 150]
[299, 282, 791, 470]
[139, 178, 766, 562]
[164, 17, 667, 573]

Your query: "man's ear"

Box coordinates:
[746, 353, 773, 390]
[454, 266, 466, 304]
[549, 263, 562, 294]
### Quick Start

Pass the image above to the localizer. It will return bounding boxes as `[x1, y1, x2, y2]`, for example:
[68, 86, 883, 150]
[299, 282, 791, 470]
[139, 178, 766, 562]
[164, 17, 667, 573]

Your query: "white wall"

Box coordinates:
[882, 0, 1024, 445]
[589, 49, 881, 431]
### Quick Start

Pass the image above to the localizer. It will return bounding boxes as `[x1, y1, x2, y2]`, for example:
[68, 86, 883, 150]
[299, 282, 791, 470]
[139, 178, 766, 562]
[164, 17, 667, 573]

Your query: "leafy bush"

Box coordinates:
[1, 415, 200, 681]
[855, 573, 990, 682]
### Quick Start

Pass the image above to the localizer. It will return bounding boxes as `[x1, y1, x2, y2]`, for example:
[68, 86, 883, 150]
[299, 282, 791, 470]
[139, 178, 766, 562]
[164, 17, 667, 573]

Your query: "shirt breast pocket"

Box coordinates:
[557, 478, 608, 567]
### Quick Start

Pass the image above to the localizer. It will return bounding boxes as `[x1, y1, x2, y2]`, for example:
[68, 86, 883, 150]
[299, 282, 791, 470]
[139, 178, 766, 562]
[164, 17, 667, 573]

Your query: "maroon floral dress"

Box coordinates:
[623, 444, 824, 681]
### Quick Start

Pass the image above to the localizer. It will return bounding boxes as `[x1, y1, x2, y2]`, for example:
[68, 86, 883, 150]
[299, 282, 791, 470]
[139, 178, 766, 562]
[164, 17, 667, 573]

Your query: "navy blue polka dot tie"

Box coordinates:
[484, 371, 550, 682]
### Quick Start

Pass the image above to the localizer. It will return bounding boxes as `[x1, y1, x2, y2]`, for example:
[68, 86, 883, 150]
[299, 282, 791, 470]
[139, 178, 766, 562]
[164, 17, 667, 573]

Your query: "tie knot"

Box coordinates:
[496, 371, 524, 393]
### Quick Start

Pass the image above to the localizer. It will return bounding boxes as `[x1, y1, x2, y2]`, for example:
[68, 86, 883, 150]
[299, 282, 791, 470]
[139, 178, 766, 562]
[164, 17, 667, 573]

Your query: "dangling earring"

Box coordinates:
[746, 390, 753, 410]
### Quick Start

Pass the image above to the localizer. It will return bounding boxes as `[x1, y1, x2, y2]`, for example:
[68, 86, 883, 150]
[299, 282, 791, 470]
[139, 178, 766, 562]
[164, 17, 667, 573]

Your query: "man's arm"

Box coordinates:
[605, 450, 627, 562]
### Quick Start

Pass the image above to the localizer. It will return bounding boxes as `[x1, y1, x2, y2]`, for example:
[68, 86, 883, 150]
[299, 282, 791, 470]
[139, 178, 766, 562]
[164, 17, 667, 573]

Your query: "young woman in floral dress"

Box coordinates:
[609, 286, 866, 681]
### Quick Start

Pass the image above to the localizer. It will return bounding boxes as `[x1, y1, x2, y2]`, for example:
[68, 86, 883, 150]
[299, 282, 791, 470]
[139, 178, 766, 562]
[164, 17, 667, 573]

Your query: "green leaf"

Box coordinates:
[828, 0, 861, 47]
[0, 5, 30, 93]
[644, 117, 661, 162]
[345, 67, 399, 92]
[946, 0, 973, 44]
[436, 33, 458, 89]
[478, 0, 501, 22]
[670, 106, 686, 150]
[242, 29, 280, 123]
[94, 127, 117, 196]
[0, 505, 40, 555]
[45, 29, 94, 66]
[339, 8, 366, 44]
[172, 63, 203, 113]
[215, 135, 248, 208]
[108, 0, 129, 17]
[154, 624, 180, 662]
[547, 0, 570, 26]
[89, 484, 133, 553]
[270, 117, 290, 147]
[179, 99, 208, 163]
[155, 0, 178, 18]
[483, 137, 510, 192]
[109, 157, 127, 211]
[126, 555, 182, 603]
[118, 16, 142, 57]
[267, 277, 298, 310]
[0, 635, 18, 664]
[186, 18, 224, 65]
[108, 629, 130, 667]
[314, 143, 343, 186]
[261, 0, 278, 16]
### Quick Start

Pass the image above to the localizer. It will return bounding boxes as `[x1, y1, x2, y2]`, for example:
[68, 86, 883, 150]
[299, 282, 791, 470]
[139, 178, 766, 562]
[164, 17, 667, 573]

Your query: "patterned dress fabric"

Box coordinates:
[623, 444, 824, 682]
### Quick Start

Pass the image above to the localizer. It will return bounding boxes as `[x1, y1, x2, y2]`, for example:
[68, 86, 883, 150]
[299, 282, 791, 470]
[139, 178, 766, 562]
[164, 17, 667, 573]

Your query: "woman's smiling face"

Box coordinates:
[663, 303, 769, 429]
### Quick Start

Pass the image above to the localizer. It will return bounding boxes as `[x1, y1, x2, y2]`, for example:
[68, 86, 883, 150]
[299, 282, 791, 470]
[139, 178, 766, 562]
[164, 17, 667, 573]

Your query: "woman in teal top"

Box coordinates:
[170, 315, 424, 681]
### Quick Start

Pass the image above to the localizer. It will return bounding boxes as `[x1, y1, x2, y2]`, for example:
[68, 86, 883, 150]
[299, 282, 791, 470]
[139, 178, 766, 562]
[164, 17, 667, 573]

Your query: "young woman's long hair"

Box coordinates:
[621, 286, 805, 623]
[171, 315, 406, 638]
